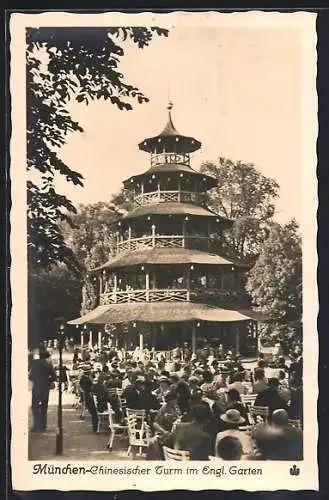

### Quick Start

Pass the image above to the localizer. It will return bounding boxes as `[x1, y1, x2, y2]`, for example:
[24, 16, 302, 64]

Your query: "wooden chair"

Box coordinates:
[116, 388, 127, 416]
[126, 415, 151, 457]
[126, 408, 147, 426]
[93, 395, 111, 433]
[249, 405, 270, 425]
[163, 446, 191, 461]
[106, 403, 128, 451]
[67, 370, 80, 394]
[288, 418, 303, 430]
[79, 389, 87, 419]
[241, 394, 257, 408]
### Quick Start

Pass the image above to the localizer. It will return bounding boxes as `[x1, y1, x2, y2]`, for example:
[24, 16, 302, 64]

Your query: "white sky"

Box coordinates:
[54, 25, 301, 223]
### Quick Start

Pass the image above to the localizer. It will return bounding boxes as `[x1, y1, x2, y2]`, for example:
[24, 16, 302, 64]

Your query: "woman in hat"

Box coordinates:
[215, 409, 254, 457]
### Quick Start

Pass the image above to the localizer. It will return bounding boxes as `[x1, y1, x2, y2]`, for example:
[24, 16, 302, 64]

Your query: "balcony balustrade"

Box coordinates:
[150, 152, 190, 167]
[116, 234, 210, 254]
[99, 287, 242, 305]
[134, 190, 206, 207]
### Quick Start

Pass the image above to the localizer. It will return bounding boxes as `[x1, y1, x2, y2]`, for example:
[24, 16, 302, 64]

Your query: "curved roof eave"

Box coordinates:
[93, 248, 249, 272]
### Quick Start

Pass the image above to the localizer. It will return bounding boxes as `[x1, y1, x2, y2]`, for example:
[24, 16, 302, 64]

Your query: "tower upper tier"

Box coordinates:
[124, 103, 218, 193]
[138, 102, 201, 154]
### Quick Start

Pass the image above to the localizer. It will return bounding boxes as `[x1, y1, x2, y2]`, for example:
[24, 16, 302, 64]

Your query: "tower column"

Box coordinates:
[146, 270, 150, 301]
[191, 322, 197, 354]
[235, 325, 240, 356]
[113, 274, 117, 303]
[151, 224, 156, 247]
[139, 332, 144, 351]
[182, 219, 186, 247]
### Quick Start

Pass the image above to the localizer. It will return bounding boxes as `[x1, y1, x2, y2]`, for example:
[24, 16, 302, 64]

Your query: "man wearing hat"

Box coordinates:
[215, 409, 254, 457]
[153, 375, 170, 405]
[79, 364, 98, 433]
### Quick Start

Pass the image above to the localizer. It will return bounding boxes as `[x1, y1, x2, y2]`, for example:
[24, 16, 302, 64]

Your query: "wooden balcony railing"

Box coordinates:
[100, 288, 190, 305]
[150, 152, 190, 167]
[134, 190, 206, 207]
[116, 235, 210, 254]
[99, 287, 243, 305]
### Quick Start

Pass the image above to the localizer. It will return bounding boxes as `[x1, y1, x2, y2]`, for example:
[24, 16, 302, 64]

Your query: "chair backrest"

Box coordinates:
[163, 446, 190, 461]
[126, 408, 146, 419]
[249, 405, 270, 424]
[126, 415, 150, 446]
[107, 402, 115, 428]
[241, 394, 257, 407]
[288, 418, 302, 430]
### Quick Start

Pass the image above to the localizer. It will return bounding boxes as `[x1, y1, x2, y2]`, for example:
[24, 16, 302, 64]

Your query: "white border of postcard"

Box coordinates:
[10, 10, 318, 491]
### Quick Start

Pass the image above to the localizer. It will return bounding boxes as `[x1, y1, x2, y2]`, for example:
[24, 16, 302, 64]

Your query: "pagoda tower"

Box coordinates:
[70, 103, 260, 356]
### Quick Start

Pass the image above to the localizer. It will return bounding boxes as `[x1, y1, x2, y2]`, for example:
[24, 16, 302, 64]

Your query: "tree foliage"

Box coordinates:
[26, 26, 168, 271]
[200, 158, 280, 260]
[28, 265, 82, 347]
[245, 219, 302, 333]
[61, 197, 129, 314]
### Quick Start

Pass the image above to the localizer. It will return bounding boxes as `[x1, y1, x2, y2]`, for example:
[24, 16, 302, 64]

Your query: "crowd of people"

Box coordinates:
[29, 336, 303, 461]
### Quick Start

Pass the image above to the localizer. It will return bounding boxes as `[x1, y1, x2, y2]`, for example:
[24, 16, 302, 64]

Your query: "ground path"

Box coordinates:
[28, 390, 133, 461]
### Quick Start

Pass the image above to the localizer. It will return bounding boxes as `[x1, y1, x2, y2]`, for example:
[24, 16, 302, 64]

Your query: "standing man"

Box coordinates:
[29, 350, 57, 432]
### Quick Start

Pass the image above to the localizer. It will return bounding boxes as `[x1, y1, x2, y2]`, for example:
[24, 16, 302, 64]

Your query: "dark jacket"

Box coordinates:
[123, 385, 159, 411]
[166, 422, 212, 460]
[255, 388, 288, 416]
[29, 359, 56, 392]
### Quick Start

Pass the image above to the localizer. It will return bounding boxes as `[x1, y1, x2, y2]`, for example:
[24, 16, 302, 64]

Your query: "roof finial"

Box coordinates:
[167, 81, 173, 111]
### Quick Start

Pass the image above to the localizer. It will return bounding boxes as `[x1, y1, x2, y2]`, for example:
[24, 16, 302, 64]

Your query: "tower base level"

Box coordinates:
[96, 321, 258, 358]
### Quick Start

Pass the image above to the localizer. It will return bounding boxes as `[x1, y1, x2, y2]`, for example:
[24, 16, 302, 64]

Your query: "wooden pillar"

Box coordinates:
[89, 330, 93, 348]
[182, 219, 186, 247]
[99, 275, 102, 296]
[192, 323, 197, 354]
[151, 324, 157, 350]
[128, 226, 132, 249]
[80, 330, 84, 349]
[146, 270, 150, 301]
[157, 182, 161, 200]
[151, 224, 156, 247]
[235, 325, 240, 356]
[113, 274, 117, 303]
[98, 331, 102, 349]
[139, 332, 144, 351]
[141, 181, 144, 194]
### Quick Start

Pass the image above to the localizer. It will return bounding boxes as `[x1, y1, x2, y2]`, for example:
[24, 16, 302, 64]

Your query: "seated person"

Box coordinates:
[215, 435, 243, 460]
[225, 389, 249, 421]
[216, 409, 254, 457]
[153, 391, 181, 437]
[164, 404, 213, 461]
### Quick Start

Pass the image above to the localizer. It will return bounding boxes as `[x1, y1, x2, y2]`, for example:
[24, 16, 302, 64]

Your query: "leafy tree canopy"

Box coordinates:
[245, 219, 302, 333]
[28, 265, 82, 347]
[200, 157, 280, 260]
[27, 26, 168, 272]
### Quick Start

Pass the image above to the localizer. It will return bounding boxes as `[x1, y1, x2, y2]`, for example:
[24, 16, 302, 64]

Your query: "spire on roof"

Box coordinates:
[161, 101, 179, 136]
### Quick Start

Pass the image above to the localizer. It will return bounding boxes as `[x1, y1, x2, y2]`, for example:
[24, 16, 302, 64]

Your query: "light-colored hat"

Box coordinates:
[135, 376, 145, 384]
[81, 363, 92, 373]
[158, 375, 169, 383]
[220, 409, 245, 425]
